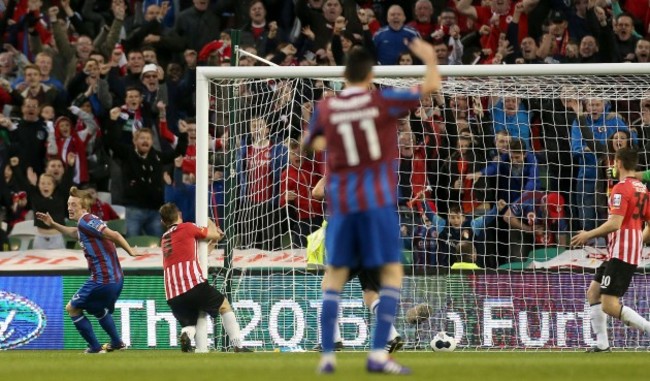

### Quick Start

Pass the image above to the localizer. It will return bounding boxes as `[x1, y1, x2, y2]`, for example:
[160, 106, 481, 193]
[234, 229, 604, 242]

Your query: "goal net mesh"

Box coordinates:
[205, 70, 650, 351]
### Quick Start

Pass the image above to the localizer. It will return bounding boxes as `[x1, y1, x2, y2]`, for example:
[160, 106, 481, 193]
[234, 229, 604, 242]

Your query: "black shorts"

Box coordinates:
[594, 258, 637, 297]
[166, 282, 226, 327]
[348, 268, 380, 293]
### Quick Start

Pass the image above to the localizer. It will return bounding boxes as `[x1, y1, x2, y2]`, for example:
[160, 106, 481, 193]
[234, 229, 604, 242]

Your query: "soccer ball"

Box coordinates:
[430, 332, 457, 352]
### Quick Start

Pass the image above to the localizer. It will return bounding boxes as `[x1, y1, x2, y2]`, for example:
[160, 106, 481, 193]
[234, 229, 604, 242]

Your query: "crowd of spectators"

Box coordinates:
[0, 0, 649, 269]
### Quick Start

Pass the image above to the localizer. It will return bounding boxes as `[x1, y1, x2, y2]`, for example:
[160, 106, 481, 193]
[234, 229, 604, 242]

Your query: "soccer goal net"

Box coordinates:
[197, 62, 650, 351]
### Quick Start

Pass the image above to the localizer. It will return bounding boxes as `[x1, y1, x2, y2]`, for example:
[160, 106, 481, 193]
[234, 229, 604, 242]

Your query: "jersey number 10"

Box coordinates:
[337, 119, 382, 166]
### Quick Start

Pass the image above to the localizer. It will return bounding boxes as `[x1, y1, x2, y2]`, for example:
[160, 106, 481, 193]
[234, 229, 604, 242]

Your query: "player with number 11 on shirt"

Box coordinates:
[306, 38, 441, 374]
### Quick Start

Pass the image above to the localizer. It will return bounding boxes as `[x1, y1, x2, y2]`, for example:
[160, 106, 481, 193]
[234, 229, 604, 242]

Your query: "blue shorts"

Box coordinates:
[325, 206, 401, 269]
[70, 279, 124, 316]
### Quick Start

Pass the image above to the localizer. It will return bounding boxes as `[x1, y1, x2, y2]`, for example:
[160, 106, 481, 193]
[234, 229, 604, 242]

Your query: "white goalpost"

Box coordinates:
[195, 62, 650, 352]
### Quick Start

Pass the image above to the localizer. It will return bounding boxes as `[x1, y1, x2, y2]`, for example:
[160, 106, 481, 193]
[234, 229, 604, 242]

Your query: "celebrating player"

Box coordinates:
[36, 186, 138, 353]
[159, 202, 251, 353]
[571, 148, 650, 352]
[306, 39, 441, 374]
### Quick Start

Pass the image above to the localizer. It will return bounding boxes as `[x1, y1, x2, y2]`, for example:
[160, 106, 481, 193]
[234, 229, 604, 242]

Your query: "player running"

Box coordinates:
[36, 186, 138, 353]
[306, 39, 441, 374]
[572, 147, 650, 352]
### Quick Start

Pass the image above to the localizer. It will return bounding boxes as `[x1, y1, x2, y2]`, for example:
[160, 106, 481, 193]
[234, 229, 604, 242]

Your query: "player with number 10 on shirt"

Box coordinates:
[306, 39, 441, 374]
[571, 148, 650, 352]
[36, 186, 139, 353]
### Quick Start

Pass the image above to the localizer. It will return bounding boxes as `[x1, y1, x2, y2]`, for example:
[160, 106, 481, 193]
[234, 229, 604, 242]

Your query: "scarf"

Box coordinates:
[120, 104, 143, 133]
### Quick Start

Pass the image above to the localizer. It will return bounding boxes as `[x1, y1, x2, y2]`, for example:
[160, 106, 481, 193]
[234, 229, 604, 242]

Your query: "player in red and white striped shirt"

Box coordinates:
[572, 147, 650, 352]
[159, 203, 251, 352]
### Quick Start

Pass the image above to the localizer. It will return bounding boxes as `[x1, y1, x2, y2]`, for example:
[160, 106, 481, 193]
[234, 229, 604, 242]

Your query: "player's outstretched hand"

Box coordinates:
[36, 212, 53, 227]
[570, 230, 590, 247]
[408, 38, 438, 65]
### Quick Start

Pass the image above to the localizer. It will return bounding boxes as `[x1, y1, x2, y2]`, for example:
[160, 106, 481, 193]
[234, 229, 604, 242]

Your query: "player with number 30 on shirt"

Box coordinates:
[571, 148, 650, 352]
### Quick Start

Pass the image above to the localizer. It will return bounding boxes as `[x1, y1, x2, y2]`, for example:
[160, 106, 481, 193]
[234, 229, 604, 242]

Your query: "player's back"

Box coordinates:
[161, 222, 207, 299]
[77, 213, 122, 283]
[314, 87, 420, 216]
[608, 177, 650, 265]
[611, 177, 650, 229]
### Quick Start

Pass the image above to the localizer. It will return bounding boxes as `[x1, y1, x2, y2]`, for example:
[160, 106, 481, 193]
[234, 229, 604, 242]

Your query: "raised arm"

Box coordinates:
[36, 212, 78, 238]
[455, 0, 477, 19]
[408, 39, 441, 95]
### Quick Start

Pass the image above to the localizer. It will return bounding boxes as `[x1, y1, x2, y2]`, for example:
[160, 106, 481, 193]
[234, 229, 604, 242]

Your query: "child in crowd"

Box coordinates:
[413, 200, 507, 267]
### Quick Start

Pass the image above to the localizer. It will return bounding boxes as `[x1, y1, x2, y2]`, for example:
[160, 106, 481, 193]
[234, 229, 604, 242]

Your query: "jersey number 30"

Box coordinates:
[337, 119, 381, 166]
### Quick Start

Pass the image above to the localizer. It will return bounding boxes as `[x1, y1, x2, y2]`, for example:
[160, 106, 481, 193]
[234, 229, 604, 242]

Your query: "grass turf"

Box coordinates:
[0, 351, 647, 381]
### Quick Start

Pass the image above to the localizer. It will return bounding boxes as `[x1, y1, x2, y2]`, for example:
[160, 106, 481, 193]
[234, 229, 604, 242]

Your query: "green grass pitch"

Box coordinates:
[0, 351, 647, 381]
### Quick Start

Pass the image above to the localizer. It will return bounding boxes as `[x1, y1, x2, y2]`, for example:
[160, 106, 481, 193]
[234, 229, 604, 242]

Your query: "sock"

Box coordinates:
[589, 303, 609, 349]
[181, 326, 196, 340]
[371, 287, 400, 355]
[333, 320, 342, 343]
[321, 289, 340, 353]
[370, 299, 399, 341]
[620, 306, 650, 332]
[221, 311, 242, 348]
[71, 314, 101, 350]
[97, 309, 122, 346]
[320, 352, 336, 367]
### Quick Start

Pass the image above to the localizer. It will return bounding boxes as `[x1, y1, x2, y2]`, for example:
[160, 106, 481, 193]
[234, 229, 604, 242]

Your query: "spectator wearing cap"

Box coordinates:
[241, 1, 284, 58]
[503, 191, 569, 262]
[537, 10, 571, 63]
[140, 63, 168, 110]
[198, 32, 232, 66]
[373, 5, 420, 65]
